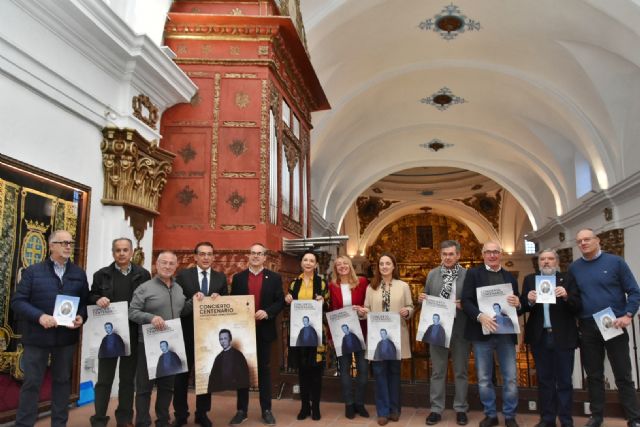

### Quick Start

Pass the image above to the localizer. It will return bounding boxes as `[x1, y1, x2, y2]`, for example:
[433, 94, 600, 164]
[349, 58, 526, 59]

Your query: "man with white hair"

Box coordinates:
[461, 241, 522, 427]
[521, 249, 581, 427]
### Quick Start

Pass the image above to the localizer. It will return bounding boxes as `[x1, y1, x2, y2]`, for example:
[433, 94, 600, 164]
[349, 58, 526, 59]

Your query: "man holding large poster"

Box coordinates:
[129, 251, 197, 427]
[229, 243, 284, 426]
[461, 242, 522, 427]
[89, 237, 150, 427]
[173, 242, 227, 427]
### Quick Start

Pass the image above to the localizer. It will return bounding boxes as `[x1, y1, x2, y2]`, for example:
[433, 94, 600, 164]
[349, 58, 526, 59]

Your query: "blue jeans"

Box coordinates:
[473, 335, 518, 419]
[372, 360, 401, 417]
[338, 350, 369, 405]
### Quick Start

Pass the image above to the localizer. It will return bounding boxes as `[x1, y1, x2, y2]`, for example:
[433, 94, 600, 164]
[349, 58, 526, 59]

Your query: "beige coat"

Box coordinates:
[363, 279, 414, 359]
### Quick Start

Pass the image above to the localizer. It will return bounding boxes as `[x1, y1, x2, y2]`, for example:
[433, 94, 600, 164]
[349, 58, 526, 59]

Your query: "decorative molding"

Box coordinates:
[223, 121, 257, 127]
[220, 224, 256, 231]
[282, 132, 299, 172]
[235, 91, 250, 109]
[282, 214, 303, 236]
[357, 197, 399, 235]
[455, 190, 502, 232]
[603, 207, 613, 221]
[209, 73, 221, 228]
[598, 228, 624, 257]
[259, 79, 269, 224]
[557, 248, 573, 273]
[420, 87, 466, 111]
[418, 3, 481, 40]
[224, 73, 258, 79]
[221, 172, 256, 178]
[177, 185, 198, 206]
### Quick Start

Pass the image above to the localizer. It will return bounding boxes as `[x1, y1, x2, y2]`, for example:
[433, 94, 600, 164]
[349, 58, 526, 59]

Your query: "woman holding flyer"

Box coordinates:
[329, 256, 370, 419]
[285, 251, 329, 421]
[359, 253, 414, 426]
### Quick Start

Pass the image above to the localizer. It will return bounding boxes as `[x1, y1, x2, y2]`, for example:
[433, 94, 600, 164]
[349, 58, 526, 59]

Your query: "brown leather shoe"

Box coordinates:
[389, 413, 400, 422]
[378, 417, 389, 426]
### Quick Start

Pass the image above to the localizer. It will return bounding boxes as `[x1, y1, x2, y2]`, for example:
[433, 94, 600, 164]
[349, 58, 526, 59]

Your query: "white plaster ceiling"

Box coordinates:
[300, 0, 640, 234]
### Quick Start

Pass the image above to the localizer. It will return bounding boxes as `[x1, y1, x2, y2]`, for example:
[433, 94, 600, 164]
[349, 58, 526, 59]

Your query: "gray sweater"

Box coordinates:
[129, 276, 193, 339]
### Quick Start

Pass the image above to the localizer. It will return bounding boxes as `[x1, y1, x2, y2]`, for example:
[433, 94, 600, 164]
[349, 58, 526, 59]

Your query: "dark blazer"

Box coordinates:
[461, 266, 522, 343]
[11, 258, 89, 347]
[231, 268, 284, 342]
[176, 267, 227, 350]
[520, 271, 581, 350]
[89, 262, 151, 304]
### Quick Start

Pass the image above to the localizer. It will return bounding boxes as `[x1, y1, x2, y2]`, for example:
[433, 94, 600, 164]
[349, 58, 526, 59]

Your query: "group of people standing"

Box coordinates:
[9, 228, 640, 427]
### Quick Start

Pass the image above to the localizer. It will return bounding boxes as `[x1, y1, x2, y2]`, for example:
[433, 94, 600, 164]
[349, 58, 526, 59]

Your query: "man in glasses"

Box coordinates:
[461, 241, 522, 427]
[569, 229, 640, 427]
[89, 237, 151, 427]
[229, 243, 284, 426]
[173, 242, 227, 427]
[12, 229, 89, 427]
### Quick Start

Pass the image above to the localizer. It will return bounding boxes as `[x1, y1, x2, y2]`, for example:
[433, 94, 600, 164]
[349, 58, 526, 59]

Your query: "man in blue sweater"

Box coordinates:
[569, 228, 640, 427]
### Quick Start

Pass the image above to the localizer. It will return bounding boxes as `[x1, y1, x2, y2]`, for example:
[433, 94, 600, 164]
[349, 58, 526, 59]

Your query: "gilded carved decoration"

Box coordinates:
[258, 45, 269, 55]
[235, 91, 250, 109]
[225, 73, 258, 79]
[132, 94, 159, 129]
[455, 190, 502, 231]
[209, 73, 221, 228]
[220, 224, 256, 231]
[557, 248, 573, 274]
[603, 207, 613, 221]
[223, 121, 256, 127]
[357, 197, 399, 235]
[282, 214, 302, 236]
[226, 191, 246, 211]
[282, 132, 299, 173]
[229, 139, 247, 156]
[259, 79, 269, 223]
[221, 172, 256, 178]
[598, 228, 624, 257]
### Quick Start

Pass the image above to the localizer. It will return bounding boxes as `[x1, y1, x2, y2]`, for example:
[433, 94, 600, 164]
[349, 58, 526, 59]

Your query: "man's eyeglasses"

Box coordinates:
[576, 238, 594, 244]
[52, 241, 75, 247]
[250, 251, 265, 256]
[197, 252, 214, 257]
[483, 250, 501, 256]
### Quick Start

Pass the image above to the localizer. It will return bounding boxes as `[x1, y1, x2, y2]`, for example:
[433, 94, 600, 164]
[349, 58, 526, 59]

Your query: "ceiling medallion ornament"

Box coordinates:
[227, 191, 246, 211]
[418, 3, 481, 41]
[229, 139, 247, 156]
[177, 185, 198, 206]
[235, 92, 250, 109]
[420, 87, 466, 111]
[419, 138, 454, 152]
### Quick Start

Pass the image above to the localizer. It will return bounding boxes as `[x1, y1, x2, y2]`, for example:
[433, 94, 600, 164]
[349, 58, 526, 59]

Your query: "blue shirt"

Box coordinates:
[569, 252, 640, 318]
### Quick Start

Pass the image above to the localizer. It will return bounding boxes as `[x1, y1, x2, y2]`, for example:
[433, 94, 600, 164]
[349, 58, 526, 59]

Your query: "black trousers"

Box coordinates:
[531, 331, 575, 426]
[91, 341, 138, 426]
[580, 318, 640, 422]
[135, 344, 175, 427]
[15, 344, 75, 427]
[237, 338, 273, 413]
[173, 332, 211, 419]
[298, 364, 323, 407]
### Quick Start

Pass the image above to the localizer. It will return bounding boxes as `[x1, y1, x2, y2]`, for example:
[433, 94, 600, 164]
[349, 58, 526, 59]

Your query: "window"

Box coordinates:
[524, 239, 536, 255]
[292, 114, 300, 138]
[282, 100, 291, 127]
[269, 110, 278, 224]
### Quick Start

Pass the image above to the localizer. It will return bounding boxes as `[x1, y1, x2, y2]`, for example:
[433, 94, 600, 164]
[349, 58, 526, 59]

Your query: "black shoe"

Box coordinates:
[505, 418, 520, 427]
[346, 404, 356, 419]
[262, 410, 276, 426]
[297, 404, 310, 421]
[172, 418, 188, 427]
[311, 402, 321, 421]
[426, 413, 442, 425]
[229, 411, 248, 425]
[628, 420, 640, 427]
[479, 417, 499, 427]
[355, 404, 370, 418]
[456, 412, 469, 426]
[195, 414, 213, 427]
[585, 418, 603, 427]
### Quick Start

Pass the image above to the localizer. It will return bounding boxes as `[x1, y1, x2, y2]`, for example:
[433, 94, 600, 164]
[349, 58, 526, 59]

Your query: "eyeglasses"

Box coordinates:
[250, 251, 265, 256]
[576, 238, 594, 244]
[52, 241, 75, 247]
[483, 250, 501, 256]
[197, 252, 214, 257]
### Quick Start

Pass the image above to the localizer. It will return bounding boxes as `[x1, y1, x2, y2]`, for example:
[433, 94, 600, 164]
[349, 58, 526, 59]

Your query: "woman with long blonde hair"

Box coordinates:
[328, 256, 370, 419]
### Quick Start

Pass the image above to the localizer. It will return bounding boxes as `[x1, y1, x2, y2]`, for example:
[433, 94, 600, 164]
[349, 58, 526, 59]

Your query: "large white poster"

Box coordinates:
[142, 318, 187, 380]
[290, 300, 323, 347]
[367, 312, 401, 361]
[326, 307, 365, 357]
[477, 283, 520, 335]
[85, 301, 131, 358]
[416, 297, 456, 348]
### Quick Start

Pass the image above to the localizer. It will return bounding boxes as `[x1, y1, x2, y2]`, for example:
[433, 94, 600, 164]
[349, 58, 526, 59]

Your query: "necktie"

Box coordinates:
[201, 271, 208, 296]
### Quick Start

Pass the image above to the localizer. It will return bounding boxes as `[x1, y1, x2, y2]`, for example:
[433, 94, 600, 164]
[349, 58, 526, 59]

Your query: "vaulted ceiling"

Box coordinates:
[300, 0, 640, 248]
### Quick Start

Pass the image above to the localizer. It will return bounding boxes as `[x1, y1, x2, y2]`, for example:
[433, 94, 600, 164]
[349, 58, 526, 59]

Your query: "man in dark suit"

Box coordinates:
[419, 240, 470, 425]
[521, 249, 581, 427]
[340, 324, 362, 354]
[229, 243, 284, 426]
[422, 313, 446, 347]
[461, 241, 522, 427]
[89, 237, 151, 427]
[173, 242, 227, 427]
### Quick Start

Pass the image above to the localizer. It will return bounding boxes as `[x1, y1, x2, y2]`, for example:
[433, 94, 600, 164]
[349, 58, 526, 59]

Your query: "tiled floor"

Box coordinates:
[26, 392, 629, 427]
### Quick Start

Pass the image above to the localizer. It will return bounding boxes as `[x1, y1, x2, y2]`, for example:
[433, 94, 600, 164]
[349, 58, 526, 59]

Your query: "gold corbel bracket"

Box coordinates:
[123, 205, 153, 266]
